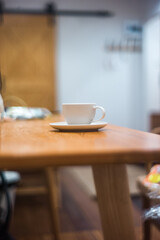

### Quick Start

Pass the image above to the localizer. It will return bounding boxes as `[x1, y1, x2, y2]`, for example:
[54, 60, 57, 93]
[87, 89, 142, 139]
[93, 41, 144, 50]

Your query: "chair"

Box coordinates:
[16, 167, 61, 240]
[137, 127, 160, 240]
[0, 171, 20, 240]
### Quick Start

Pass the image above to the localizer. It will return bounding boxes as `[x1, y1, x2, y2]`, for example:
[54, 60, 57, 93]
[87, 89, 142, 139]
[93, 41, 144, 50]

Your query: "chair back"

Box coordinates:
[146, 127, 160, 173]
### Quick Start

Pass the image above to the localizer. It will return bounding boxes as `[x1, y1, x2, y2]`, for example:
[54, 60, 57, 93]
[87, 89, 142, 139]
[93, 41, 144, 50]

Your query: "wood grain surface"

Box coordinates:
[0, 115, 160, 169]
[93, 164, 136, 240]
[0, 14, 57, 111]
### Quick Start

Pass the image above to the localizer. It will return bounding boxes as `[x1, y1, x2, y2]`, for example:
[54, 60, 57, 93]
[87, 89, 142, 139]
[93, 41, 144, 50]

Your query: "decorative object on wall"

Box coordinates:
[103, 20, 142, 71]
[103, 38, 142, 71]
[123, 20, 142, 39]
[105, 38, 142, 53]
[105, 20, 142, 54]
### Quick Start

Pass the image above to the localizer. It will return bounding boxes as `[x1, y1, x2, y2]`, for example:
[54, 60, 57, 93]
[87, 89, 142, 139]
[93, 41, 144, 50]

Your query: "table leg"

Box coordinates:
[92, 164, 136, 240]
[45, 167, 61, 240]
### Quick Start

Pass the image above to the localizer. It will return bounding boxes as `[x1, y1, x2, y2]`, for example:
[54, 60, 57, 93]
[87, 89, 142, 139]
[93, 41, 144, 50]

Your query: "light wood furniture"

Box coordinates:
[150, 114, 160, 131]
[0, 116, 160, 240]
[145, 114, 160, 171]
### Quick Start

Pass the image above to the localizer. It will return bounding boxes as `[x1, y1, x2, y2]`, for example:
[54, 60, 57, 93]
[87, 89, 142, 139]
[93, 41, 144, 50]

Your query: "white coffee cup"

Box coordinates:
[62, 103, 106, 125]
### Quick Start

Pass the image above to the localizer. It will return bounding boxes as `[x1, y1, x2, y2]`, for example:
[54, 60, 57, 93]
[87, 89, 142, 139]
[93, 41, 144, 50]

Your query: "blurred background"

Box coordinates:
[0, 0, 160, 132]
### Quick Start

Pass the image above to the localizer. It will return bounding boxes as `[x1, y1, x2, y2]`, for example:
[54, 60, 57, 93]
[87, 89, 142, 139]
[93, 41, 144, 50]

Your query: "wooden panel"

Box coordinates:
[0, 14, 57, 111]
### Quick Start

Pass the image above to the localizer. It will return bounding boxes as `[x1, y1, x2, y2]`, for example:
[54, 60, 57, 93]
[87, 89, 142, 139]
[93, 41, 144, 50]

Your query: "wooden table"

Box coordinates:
[0, 115, 160, 240]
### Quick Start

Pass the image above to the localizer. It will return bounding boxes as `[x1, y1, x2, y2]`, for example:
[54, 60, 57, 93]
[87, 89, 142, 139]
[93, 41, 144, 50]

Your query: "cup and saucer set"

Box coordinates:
[50, 103, 108, 131]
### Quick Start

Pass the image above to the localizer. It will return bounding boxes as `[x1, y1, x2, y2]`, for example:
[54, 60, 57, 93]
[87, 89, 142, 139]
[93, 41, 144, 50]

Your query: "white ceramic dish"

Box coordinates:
[49, 121, 108, 131]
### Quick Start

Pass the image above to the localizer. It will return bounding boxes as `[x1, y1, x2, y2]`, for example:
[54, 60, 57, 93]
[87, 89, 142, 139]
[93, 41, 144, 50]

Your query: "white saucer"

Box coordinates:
[49, 121, 108, 131]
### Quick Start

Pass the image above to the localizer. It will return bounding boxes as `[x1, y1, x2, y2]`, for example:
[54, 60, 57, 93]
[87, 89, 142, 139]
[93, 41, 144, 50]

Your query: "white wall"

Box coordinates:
[142, 15, 160, 130]
[141, 1, 160, 131]
[57, 0, 145, 129]
[4, 0, 147, 129]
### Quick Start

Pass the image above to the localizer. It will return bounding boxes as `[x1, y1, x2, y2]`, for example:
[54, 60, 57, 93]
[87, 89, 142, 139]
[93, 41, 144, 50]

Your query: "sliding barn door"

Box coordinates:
[0, 14, 57, 111]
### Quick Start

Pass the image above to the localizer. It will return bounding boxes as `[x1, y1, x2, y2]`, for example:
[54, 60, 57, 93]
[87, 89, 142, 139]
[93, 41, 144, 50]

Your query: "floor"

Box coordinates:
[9, 168, 160, 240]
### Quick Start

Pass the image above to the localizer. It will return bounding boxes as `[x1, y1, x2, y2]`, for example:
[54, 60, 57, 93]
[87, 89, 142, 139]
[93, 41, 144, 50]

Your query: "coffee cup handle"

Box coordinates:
[93, 106, 106, 122]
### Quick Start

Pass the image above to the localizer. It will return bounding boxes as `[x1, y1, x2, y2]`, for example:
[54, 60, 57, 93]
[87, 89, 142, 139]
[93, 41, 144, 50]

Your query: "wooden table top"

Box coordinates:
[0, 115, 160, 170]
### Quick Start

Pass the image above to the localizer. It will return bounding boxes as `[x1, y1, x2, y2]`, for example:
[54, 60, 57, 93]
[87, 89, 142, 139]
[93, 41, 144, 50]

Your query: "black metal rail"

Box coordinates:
[0, 1, 114, 18]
